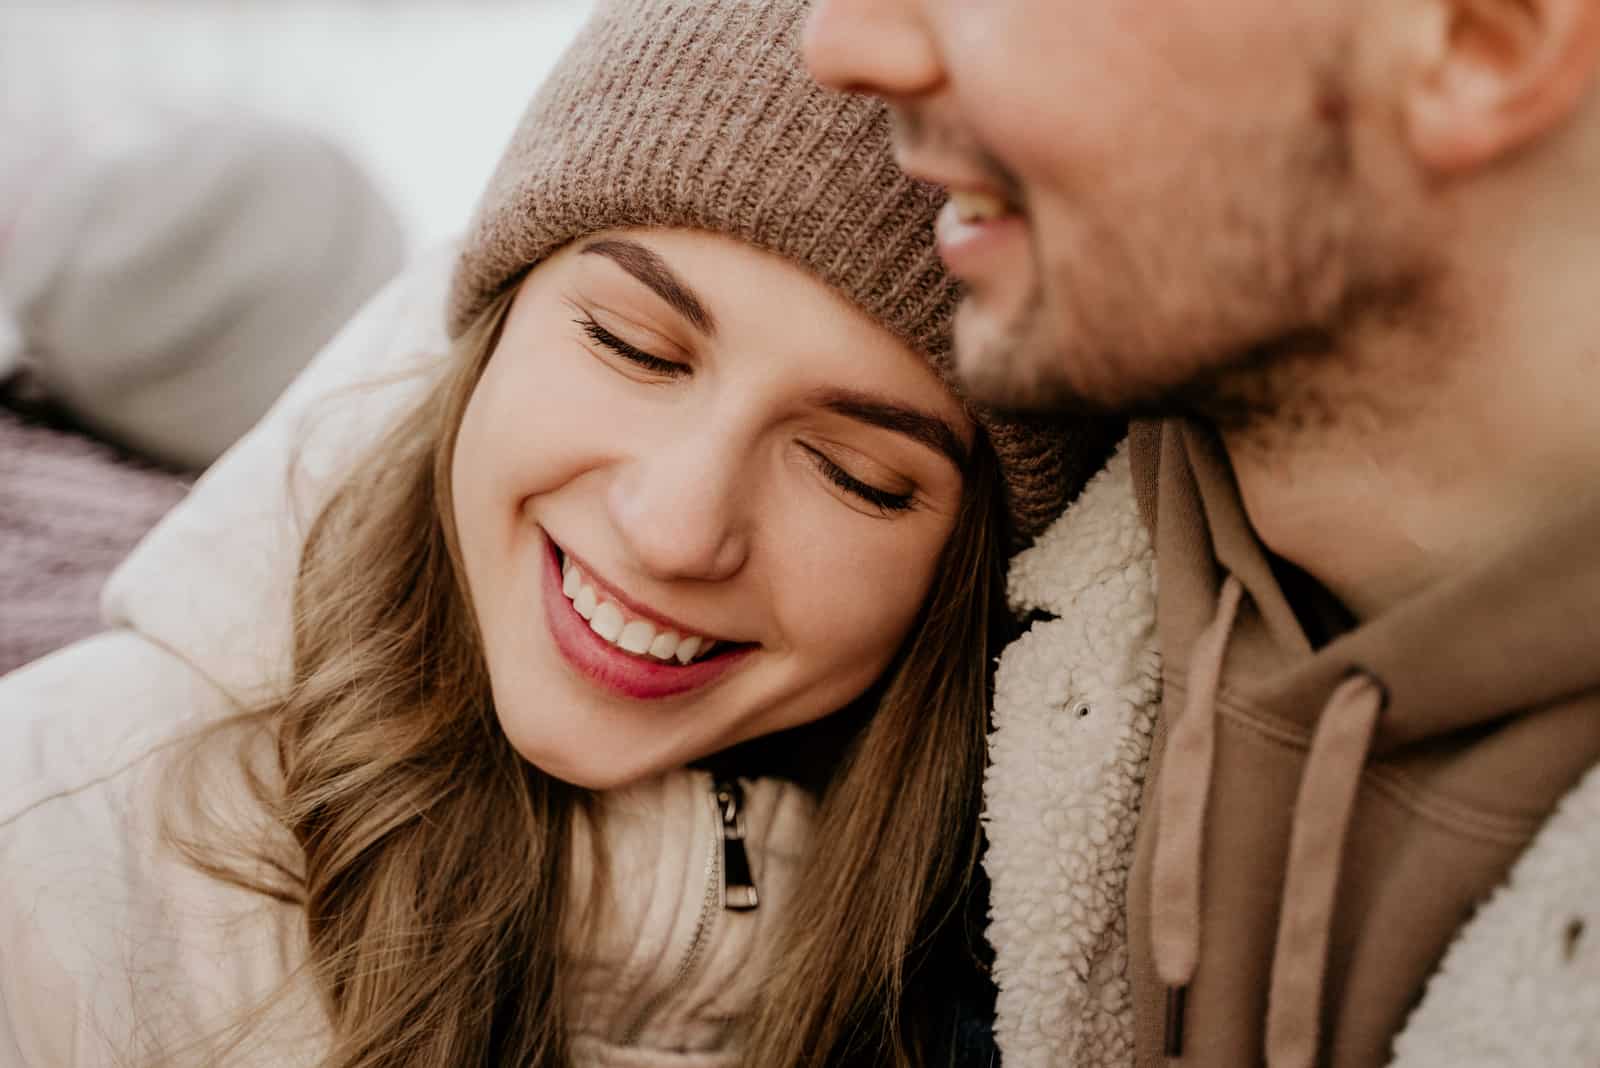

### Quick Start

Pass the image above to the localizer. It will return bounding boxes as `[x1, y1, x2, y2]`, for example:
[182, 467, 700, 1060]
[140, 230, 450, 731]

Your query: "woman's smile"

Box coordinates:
[541, 531, 753, 701]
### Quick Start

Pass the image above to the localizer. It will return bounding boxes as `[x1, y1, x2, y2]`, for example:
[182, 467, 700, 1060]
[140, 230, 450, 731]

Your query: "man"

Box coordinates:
[806, 2, 1600, 1066]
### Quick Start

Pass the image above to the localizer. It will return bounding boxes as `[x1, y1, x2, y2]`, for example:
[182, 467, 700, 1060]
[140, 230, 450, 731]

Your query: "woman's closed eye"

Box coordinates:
[577, 310, 918, 516]
[799, 443, 916, 515]
[577, 315, 687, 377]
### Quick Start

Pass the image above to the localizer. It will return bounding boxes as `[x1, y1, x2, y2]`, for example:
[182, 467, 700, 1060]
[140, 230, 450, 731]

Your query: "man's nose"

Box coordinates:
[607, 432, 753, 584]
[803, 0, 943, 99]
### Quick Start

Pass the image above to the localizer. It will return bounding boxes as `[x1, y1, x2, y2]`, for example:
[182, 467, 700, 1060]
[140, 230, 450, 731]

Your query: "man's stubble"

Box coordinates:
[951, 77, 1450, 452]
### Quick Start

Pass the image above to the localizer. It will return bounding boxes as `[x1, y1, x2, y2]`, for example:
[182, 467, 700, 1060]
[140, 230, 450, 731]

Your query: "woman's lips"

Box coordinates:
[539, 534, 751, 701]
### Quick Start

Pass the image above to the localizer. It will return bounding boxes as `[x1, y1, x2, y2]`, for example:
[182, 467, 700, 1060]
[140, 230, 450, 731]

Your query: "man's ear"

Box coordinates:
[1405, 0, 1600, 173]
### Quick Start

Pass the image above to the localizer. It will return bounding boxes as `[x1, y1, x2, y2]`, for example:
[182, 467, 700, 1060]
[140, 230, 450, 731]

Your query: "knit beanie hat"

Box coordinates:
[450, 0, 1115, 539]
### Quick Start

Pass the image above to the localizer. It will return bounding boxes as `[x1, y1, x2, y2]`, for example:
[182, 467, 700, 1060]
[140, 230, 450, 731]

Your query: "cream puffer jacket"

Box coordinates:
[0, 248, 816, 1068]
[984, 442, 1600, 1067]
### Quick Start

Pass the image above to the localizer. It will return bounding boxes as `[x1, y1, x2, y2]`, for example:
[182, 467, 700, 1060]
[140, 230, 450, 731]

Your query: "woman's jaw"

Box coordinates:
[541, 530, 754, 701]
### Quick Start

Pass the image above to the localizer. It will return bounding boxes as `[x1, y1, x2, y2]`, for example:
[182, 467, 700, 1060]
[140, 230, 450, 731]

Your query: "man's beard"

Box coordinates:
[948, 111, 1440, 436]
[957, 250, 1445, 482]
[953, 279, 1100, 415]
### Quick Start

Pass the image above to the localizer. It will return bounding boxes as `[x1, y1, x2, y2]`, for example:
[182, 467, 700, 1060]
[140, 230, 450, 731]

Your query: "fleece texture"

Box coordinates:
[984, 443, 1159, 1066]
[1388, 759, 1600, 1066]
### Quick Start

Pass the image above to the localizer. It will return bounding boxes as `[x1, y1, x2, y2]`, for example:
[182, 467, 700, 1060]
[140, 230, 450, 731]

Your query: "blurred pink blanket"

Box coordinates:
[0, 408, 187, 674]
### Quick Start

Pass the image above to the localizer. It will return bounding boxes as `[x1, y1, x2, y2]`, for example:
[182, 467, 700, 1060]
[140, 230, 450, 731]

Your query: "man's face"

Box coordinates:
[805, 0, 1406, 415]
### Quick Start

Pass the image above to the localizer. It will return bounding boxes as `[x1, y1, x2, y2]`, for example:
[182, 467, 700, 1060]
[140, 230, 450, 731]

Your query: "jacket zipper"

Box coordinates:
[716, 778, 759, 911]
[620, 775, 760, 1045]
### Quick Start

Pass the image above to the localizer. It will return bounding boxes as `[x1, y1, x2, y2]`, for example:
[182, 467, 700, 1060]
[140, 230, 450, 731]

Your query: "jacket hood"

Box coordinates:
[100, 247, 456, 700]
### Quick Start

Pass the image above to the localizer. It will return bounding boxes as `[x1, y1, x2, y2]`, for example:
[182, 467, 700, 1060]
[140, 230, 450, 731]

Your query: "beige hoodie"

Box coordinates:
[1124, 418, 1600, 1067]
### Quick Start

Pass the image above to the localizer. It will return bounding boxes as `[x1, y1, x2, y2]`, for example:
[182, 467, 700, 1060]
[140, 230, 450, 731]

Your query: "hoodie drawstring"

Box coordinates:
[1264, 672, 1385, 1068]
[1151, 575, 1244, 1055]
[1150, 575, 1387, 1065]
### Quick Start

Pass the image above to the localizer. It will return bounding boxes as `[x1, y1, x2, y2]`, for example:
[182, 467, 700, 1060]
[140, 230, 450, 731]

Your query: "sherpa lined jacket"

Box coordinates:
[983, 436, 1600, 1067]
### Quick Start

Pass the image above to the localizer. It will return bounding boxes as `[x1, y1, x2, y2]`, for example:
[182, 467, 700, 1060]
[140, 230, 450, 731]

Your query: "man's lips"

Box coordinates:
[890, 152, 1029, 277]
[889, 144, 1022, 212]
[933, 191, 1028, 284]
[944, 188, 1020, 223]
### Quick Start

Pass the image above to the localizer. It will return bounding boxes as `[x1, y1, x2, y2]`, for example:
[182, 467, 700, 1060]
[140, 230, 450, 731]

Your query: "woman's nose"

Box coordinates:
[607, 435, 752, 583]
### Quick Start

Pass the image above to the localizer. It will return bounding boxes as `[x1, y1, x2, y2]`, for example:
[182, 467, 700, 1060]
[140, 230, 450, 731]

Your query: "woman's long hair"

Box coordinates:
[174, 283, 1008, 1068]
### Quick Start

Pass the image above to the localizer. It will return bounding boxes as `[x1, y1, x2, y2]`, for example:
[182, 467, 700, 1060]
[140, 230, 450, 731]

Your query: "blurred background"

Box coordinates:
[0, 0, 594, 672]
[1, 0, 593, 250]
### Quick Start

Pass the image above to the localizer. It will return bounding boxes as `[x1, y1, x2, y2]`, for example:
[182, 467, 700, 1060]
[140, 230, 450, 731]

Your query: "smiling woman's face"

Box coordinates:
[451, 228, 972, 790]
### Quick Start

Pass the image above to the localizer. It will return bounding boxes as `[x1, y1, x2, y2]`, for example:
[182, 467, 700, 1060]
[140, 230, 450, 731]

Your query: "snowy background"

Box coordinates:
[0, 0, 595, 251]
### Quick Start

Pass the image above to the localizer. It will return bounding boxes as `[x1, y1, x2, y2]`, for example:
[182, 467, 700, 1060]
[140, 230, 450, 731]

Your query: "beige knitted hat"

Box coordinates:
[449, 0, 1115, 539]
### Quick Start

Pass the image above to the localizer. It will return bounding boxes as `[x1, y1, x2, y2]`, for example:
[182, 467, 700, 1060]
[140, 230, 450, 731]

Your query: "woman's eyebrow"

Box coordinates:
[811, 388, 970, 471]
[580, 238, 717, 336]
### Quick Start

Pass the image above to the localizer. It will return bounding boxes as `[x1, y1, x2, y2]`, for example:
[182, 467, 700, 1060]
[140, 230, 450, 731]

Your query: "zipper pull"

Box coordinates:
[714, 779, 759, 911]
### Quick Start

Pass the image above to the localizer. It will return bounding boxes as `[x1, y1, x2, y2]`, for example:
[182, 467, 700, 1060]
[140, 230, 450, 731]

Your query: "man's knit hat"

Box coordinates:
[449, 0, 1114, 539]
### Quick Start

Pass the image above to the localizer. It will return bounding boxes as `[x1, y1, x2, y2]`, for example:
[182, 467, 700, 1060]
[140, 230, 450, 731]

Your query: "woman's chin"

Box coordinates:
[534, 756, 657, 793]
[493, 706, 680, 792]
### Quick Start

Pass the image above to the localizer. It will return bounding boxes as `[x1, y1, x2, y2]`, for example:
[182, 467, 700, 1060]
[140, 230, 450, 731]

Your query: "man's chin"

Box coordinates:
[953, 289, 1218, 418]
[953, 295, 1101, 413]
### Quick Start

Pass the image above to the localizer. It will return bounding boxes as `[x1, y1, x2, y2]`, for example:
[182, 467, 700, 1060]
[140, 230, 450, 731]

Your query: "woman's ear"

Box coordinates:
[1405, 0, 1600, 174]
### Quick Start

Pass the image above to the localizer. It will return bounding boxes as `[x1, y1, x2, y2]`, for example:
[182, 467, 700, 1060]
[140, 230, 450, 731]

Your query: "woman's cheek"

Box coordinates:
[778, 508, 949, 679]
[469, 346, 628, 495]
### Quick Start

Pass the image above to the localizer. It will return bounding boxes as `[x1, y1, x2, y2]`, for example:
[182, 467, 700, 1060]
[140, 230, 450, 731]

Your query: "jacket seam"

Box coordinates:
[0, 734, 186, 833]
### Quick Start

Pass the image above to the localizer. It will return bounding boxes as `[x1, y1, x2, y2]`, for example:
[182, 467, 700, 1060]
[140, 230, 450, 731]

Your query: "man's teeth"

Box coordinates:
[561, 557, 715, 665]
[949, 189, 1014, 224]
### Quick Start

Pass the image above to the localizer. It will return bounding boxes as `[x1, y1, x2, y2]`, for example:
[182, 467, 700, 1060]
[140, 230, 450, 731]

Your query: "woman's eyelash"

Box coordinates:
[576, 316, 687, 376]
[800, 445, 916, 515]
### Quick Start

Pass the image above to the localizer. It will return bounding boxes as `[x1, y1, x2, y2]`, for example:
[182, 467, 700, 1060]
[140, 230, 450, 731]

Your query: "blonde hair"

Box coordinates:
[174, 284, 1007, 1067]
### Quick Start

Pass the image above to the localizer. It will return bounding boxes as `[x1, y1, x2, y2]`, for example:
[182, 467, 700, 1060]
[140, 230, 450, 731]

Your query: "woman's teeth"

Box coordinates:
[948, 189, 1015, 224]
[561, 557, 715, 665]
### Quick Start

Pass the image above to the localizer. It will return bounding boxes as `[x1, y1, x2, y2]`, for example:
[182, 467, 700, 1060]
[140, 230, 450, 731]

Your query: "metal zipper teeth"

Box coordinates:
[620, 781, 724, 1047]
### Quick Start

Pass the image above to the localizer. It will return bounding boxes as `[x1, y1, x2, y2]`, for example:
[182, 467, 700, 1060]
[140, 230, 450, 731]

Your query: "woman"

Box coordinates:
[0, 1, 1102, 1065]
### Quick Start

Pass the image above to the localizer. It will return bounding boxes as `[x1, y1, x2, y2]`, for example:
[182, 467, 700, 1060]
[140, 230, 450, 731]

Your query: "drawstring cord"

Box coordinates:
[1151, 575, 1244, 1055]
[1149, 574, 1387, 1065]
[1265, 673, 1385, 1068]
